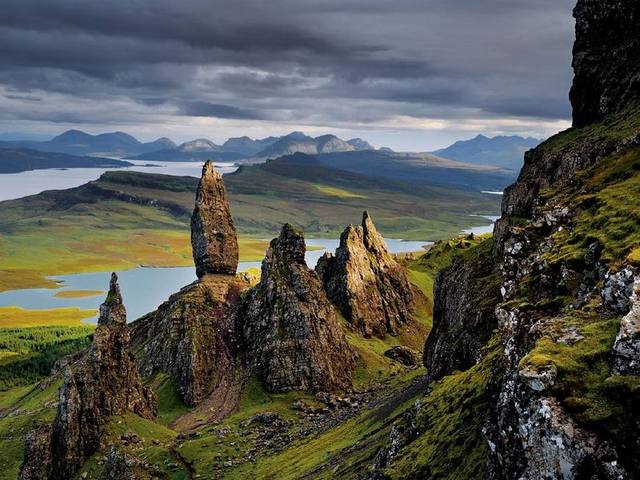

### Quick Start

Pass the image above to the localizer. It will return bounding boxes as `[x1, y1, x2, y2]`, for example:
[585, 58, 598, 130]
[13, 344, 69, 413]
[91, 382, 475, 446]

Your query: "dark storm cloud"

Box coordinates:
[0, 0, 577, 130]
[179, 101, 265, 120]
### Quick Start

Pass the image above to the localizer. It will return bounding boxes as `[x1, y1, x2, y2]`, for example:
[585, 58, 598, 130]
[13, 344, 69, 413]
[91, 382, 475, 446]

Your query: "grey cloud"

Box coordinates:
[0, 0, 577, 136]
[179, 101, 266, 120]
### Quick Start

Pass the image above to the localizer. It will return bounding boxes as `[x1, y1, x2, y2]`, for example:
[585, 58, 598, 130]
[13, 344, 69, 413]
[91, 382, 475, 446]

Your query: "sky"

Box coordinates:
[0, 0, 577, 151]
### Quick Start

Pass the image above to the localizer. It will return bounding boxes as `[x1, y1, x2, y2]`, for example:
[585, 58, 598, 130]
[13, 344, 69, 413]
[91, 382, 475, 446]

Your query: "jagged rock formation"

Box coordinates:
[191, 160, 239, 277]
[316, 211, 416, 338]
[131, 274, 249, 408]
[412, 1, 640, 478]
[19, 274, 156, 480]
[242, 224, 356, 393]
[570, 0, 640, 127]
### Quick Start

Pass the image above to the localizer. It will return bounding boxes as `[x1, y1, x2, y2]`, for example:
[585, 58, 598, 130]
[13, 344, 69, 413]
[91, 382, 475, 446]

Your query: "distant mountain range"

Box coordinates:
[0, 148, 132, 173]
[0, 129, 379, 161]
[290, 149, 516, 192]
[131, 131, 377, 162]
[0, 129, 539, 172]
[433, 134, 542, 171]
[0, 130, 175, 158]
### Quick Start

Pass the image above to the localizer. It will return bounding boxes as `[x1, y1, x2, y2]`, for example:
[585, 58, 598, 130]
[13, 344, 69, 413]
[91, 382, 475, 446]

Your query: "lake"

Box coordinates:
[0, 238, 432, 322]
[0, 160, 237, 202]
[463, 215, 501, 236]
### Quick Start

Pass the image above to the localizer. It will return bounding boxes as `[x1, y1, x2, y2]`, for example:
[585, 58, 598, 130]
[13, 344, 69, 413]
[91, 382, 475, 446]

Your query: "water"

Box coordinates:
[0, 160, 237, 202]
[0, 238, 431, 322]
[463, 215, 501, 236]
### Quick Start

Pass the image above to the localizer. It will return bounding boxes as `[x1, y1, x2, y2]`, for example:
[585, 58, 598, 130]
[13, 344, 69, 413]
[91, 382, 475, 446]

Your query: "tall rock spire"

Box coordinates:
[98, 272, 126, 326]
[191, 160, 239, 277]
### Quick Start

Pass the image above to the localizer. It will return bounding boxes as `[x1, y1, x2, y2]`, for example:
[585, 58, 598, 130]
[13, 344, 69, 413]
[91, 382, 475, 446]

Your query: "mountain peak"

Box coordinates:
[434, 134, 541, 171]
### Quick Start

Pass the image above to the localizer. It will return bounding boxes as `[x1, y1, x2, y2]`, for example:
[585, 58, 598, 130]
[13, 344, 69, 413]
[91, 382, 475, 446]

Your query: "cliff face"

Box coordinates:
[316, 211, 416, 338]
[242, 224, 356, 393]
[423, 239, 499, 380]
[19, 274, 156, 480]
[131, 275, 249, 408]
[570, 0, 640, 127]
[416, 1, 640, 478]
[191, 160, 239, 277]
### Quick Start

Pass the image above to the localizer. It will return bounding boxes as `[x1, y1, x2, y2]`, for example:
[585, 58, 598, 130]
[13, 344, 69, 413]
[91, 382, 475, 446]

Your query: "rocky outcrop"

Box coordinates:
[100, 447, 138, 480]
[423, 240, 499, 380]
[191, 160, 238, 277]
[612, 274, 640, 375]
[383, 346, 419, 368]
[417, 1, 640, 478]
[19, 274, 156, 480]
[570, 0, 640, 127]
[131, 160, 249, 412]
[482, 1, 640, 476]
[131, 274, 249, 408]
[316, 211, 416, 338]
[242, 224, 356, 393]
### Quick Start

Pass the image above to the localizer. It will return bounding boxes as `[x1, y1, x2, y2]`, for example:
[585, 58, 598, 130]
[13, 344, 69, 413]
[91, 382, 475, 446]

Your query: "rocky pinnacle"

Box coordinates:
[98, 272, 127, 326]
[316, 211, 416, 338]
[19, 275, 156, 480]
[191, 160, 239, 277]
[242, 224, 356, 393]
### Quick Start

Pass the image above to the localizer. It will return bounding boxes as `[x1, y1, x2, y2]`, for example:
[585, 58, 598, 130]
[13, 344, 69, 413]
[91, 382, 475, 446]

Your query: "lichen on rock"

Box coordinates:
[612, 274, 640, 375]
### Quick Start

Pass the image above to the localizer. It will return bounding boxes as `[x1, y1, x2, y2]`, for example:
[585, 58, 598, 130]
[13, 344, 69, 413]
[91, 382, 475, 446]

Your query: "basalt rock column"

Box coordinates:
[191, 160, 239, 277]
[243, 224, 355, 393]
[316, 211, 416, 338]
[19, 274, 156, 480]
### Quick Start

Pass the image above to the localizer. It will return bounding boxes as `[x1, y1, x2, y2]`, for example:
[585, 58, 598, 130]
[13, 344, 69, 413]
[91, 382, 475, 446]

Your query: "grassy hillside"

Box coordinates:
[0, 243, 446, 479]
[313, 150, 515, 191]
[0, 156, 500, 292]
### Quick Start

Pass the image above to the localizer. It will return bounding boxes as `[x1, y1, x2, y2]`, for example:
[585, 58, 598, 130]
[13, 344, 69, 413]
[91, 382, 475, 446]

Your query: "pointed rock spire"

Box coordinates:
[19, 275, 156, 480]
[98, 272, 126, 326]
[316, 211, 416, 338]
[242, 224, 355, 393]
[191, 160, 239, 277]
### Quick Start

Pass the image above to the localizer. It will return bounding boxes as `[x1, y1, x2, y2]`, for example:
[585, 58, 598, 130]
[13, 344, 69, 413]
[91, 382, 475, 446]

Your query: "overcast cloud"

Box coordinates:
[0, 0, 576, 150]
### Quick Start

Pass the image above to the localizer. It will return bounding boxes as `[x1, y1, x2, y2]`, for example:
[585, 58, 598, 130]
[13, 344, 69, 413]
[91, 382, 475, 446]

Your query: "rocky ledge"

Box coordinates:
[316, 211, 416, 338]
[19, 274, 156, 480]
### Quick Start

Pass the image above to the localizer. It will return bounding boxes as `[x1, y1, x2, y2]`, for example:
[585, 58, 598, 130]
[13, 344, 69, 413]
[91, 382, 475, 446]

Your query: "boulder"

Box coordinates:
[384, 346, 419, 368]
